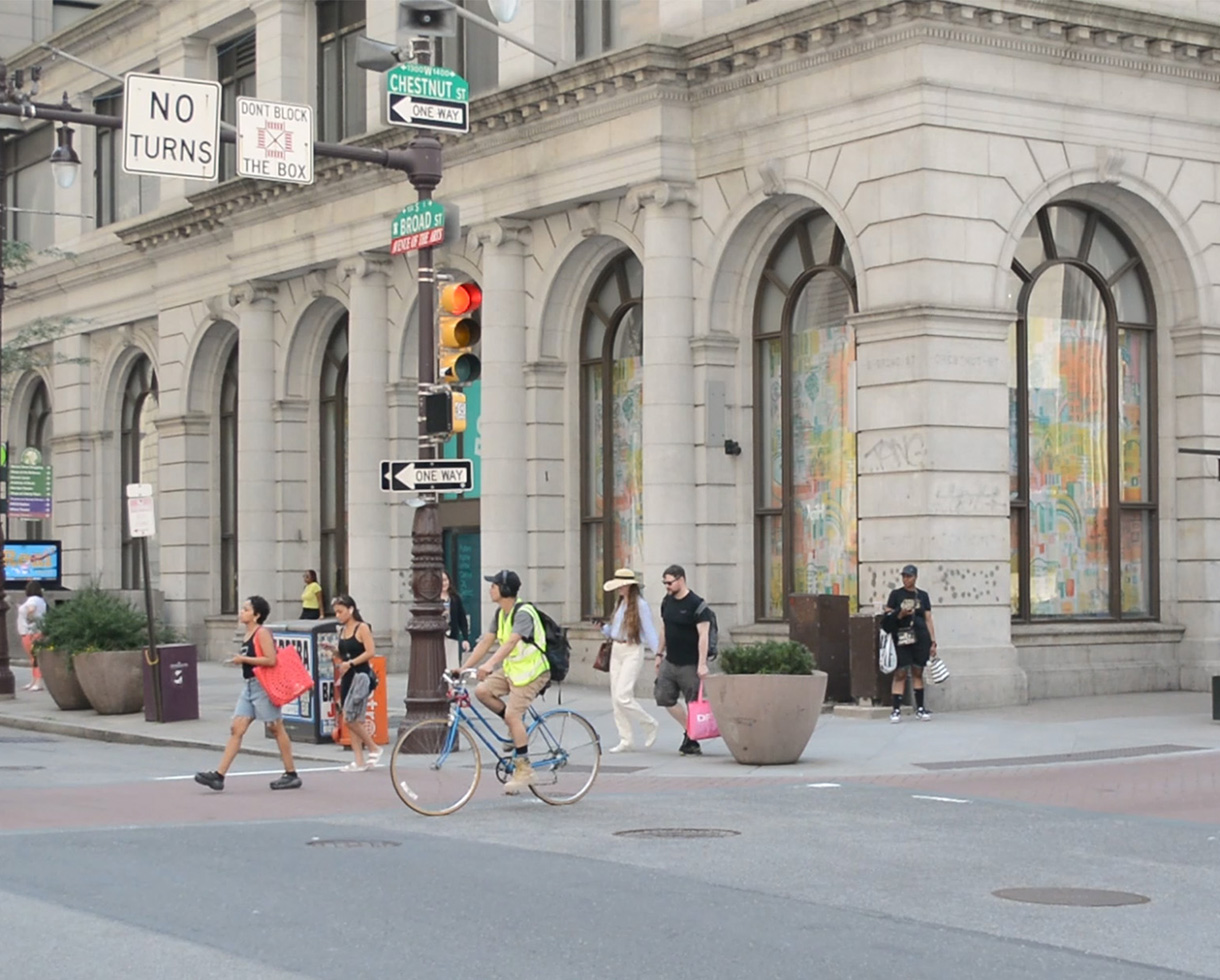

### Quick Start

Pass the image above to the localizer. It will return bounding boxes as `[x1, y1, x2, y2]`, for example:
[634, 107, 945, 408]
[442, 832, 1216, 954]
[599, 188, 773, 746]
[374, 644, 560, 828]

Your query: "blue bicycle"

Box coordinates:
[390, 668, 602, 816]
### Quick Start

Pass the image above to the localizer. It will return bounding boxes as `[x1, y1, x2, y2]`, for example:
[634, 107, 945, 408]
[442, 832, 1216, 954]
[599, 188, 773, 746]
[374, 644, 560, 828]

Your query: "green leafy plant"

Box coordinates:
[34, 583, 180, 657]
[717, 640, 815, 676]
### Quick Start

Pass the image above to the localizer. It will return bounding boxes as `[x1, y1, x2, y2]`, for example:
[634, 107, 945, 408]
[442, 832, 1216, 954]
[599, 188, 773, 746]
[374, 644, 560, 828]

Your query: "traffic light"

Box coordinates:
[438, 280, 482, 386]
[422, 389, 466, 436]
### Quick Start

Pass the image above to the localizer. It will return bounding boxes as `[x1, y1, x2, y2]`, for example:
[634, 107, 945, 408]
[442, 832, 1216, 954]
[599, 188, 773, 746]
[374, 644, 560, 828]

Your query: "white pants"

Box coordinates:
[609, 641, 657, 744]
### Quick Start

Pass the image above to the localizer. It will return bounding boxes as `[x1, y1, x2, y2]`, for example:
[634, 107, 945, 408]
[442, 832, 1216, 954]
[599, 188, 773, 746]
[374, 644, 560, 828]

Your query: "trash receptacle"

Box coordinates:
[848, 614, 891, 706]
[268, 618, 341, 744]
[788, 594, 851, 703]
[143, 643, 199, 722]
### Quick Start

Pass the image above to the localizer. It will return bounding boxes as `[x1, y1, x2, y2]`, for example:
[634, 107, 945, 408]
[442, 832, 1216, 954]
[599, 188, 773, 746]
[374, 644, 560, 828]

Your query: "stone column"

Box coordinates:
[343, 254, 393, 633]
[853, 305, 1027, 709]
[627, 181, 698, 595]
[230, 280, 279, 603]
[473, 220, 531, 603]
[251, 0, 309, 104]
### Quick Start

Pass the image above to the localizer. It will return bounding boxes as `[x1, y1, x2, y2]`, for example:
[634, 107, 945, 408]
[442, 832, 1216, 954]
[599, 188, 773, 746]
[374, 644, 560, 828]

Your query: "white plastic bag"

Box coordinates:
[879, 629, 897, 674]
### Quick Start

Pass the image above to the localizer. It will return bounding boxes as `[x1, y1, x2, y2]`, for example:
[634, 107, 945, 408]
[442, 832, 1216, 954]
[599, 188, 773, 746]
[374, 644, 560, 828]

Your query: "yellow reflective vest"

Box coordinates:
[496, 602, 549, 686]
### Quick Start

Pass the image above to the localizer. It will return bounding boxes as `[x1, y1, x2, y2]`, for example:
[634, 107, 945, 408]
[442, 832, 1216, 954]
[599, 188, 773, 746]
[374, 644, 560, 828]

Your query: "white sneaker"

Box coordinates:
[890, 709, 902, 724]
[643, 722, 659, 749]
[367, 748, 384, 766]
[916, 707, 932, 721]
[608, 740, 633, 754]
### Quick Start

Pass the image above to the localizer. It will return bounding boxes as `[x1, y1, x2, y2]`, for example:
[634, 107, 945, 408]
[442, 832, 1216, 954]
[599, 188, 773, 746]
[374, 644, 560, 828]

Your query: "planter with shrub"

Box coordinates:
[35, 585, 178, 715]
[703, 640, 828, 765]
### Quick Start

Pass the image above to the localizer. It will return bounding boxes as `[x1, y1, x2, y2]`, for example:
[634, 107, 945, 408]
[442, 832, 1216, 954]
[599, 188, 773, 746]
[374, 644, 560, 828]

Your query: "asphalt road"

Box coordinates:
[2, 732, 1218, 980]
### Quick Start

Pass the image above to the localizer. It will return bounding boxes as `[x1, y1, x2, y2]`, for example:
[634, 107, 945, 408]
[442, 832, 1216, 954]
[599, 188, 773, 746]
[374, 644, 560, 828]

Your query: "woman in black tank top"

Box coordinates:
[330, 594, 381, 771]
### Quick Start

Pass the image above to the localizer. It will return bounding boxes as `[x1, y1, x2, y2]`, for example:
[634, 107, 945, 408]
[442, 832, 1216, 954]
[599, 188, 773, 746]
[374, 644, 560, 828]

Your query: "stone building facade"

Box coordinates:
[4, 0, 1220, 706]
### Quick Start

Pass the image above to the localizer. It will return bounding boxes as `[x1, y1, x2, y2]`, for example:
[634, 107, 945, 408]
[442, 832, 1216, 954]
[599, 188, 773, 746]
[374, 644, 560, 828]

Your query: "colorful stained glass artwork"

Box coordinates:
[611, 355, 644, 577]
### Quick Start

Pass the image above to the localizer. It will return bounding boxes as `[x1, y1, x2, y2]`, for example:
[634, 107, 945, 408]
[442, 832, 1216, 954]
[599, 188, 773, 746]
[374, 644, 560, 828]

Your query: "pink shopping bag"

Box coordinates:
[686, 683, 720, 741]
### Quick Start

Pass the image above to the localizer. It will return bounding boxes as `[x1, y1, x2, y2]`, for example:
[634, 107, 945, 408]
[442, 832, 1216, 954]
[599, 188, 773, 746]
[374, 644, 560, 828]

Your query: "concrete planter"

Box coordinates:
[37, 648, 91, 711]
[73, 649, 146, 715]
[703, 671, 829, 765]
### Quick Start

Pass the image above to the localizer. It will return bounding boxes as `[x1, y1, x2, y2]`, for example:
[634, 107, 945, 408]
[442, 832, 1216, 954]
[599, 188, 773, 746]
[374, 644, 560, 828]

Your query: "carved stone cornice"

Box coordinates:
[154, 413, 212, 439]
[626, 181, 698, 214]
[472, 219, 532, 251]
[228, 279, 281, 309]
[106, 0, 1220, 255]
[524, 360, 567, 388]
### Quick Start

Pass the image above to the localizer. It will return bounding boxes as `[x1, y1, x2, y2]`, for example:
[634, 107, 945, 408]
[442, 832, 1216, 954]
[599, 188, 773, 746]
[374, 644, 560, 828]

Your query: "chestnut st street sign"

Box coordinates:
[386, 64, 469, 134]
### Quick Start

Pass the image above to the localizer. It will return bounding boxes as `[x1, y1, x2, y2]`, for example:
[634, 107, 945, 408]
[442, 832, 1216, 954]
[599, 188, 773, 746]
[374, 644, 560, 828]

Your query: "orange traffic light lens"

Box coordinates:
[440, 282, 483, 315]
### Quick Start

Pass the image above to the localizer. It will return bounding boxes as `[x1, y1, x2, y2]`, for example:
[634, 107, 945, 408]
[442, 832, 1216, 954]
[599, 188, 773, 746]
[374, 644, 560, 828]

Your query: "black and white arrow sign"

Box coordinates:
[380, 459, 474, 493]
[388, 93, 469, 133]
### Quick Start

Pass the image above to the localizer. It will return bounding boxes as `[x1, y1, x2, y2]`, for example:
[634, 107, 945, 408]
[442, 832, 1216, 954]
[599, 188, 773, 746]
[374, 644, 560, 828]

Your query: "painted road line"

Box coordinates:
[911, 794, 971, 804]
[805, 783, 842, 788]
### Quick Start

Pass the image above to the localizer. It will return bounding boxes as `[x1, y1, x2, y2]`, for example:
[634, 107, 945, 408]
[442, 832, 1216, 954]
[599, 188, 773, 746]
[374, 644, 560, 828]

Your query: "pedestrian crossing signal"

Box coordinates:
[438, 281, 481, 385]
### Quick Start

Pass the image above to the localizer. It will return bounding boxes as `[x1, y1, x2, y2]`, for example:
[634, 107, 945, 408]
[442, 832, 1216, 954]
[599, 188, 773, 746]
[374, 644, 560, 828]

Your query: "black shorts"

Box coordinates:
[895, 642, 931, 670]
[654, 660, 700, 707]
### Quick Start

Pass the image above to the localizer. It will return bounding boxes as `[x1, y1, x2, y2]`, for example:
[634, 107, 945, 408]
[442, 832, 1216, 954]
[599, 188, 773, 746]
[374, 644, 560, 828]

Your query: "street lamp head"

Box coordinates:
[49, 124, 80, 189]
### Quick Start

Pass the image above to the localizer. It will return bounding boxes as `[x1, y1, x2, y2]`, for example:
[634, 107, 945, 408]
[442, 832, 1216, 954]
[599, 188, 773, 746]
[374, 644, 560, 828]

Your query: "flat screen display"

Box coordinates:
[4, 540, 62, 588]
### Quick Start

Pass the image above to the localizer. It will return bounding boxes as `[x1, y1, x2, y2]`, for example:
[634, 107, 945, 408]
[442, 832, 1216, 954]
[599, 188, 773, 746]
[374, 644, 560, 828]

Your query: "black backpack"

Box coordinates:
[521, 603, 570, 683]
[694, 600, 719, 661]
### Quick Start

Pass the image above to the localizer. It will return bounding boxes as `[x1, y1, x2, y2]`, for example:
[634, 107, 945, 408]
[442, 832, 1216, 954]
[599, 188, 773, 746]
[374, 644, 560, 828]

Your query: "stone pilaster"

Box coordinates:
[473, 220, 531, 594]
[343, 253, 393, 633]
[230, 280, 279, 603]
[853, 304, 1026, 709]
[627, 181, 698, 598]
[251, 0, 310, 104]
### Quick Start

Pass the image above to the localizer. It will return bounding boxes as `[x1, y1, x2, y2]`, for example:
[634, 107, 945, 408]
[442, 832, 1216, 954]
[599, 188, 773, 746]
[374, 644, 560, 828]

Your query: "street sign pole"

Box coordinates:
[402, 36, 449, 739]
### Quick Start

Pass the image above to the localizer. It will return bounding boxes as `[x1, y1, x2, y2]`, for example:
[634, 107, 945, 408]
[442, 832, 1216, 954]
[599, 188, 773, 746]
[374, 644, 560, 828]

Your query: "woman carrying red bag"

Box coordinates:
[195, 596, 302, 792]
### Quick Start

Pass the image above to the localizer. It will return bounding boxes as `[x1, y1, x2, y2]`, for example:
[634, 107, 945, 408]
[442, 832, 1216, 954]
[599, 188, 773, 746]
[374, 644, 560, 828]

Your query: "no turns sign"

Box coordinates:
[123, 72, 221, 180]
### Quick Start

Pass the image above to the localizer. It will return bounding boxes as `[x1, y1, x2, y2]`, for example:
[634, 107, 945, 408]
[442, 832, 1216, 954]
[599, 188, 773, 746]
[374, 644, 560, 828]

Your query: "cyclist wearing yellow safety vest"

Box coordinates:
[459, 569, 551, 794]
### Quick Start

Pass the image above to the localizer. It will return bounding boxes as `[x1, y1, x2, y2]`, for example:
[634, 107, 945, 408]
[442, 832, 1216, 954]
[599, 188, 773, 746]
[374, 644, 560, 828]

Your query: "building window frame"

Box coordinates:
[1009, 203, 1158, 621]
[95, 90, 158, 227]
[219, 345, 239, 614]
[578, 251, 644, 618]
[575, 0, 614, 59]
[319, 316, 348, 601]
[218, 31, 257, 182]
[316, 0, 367, 143]
[3, 125, 54, 250]
[120, 355, 158, 589]
[22, 378, 52, 541]
[433, 0, 499, 97]
[752, 211, 858, 622]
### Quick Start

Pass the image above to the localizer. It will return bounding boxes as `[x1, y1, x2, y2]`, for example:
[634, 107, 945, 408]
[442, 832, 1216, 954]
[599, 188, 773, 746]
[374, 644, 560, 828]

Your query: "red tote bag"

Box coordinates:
[254, 644, 315, 707]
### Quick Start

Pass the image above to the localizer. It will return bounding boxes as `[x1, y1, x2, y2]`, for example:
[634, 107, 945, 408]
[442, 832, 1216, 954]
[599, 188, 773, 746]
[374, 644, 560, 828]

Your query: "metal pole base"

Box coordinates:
[402, 500, 448, 739]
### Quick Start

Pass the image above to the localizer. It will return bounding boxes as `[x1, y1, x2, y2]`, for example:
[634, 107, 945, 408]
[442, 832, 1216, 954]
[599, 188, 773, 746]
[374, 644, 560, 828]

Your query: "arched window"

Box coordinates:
[753, 211, 858, 620]
[580, 252, 644, 616]
[121, 355, 158, 589]
[1009, 203, 1156, 619]
[23, 378, 51, 540]
[320, 316, 349, 601]
[219, 345, 239, 614]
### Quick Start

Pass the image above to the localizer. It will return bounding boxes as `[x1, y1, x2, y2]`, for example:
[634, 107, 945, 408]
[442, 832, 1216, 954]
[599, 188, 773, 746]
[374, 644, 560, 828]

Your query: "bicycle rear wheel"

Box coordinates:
[527, 709, 601, 805]
[390, 718, 481, 816]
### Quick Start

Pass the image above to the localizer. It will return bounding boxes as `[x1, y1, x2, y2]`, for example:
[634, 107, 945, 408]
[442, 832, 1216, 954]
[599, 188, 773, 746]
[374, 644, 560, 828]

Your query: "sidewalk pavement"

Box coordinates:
[2, 660, 1219, 779]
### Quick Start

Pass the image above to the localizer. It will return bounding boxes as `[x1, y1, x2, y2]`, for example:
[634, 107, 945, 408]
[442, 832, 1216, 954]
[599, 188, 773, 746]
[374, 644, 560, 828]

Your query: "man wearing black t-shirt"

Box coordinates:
[655, 564, 712, 756]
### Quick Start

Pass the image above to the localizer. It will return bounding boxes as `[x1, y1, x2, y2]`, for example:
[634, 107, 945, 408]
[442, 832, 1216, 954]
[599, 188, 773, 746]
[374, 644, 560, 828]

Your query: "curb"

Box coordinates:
[0, 714, 348, 764]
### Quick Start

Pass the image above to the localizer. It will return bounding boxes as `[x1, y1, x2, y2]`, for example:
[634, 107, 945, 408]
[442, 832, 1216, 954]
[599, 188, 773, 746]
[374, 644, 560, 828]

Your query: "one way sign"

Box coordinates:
[381, 459, 474, 493]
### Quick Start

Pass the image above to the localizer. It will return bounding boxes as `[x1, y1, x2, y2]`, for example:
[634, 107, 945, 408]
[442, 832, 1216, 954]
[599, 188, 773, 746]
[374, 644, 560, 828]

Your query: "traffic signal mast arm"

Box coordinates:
[0, 101, 443, 184]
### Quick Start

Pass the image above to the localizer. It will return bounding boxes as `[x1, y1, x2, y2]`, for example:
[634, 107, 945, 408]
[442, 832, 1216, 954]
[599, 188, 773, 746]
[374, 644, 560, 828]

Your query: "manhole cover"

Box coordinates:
[993, 888, 1150, 907]
[0, 765, 45, 771]
[613, 828, 741, 839]
[306, 839, 401, 849]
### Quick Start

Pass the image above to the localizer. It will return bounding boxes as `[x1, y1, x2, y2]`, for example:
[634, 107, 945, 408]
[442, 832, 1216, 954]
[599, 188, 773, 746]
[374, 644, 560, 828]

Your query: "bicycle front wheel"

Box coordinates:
[390, 718, 481, 816]
[527, 709, 601, 805]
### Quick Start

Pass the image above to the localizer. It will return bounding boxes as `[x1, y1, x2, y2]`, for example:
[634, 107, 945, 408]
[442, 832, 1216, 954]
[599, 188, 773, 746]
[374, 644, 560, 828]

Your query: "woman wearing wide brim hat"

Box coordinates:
[600, 568, 661, 753]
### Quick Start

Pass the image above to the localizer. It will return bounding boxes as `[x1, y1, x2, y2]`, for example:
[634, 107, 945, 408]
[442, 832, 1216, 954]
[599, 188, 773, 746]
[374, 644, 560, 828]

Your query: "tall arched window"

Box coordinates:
[23, 378, 51, 540]
[753, 211, 858, 620]
[121, 355, 159, 589]
[219, 345, 239, 614]
[1009, 203, 1156, 619]
[320, 316, 349, 601]
[580, 252, 644, 616]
